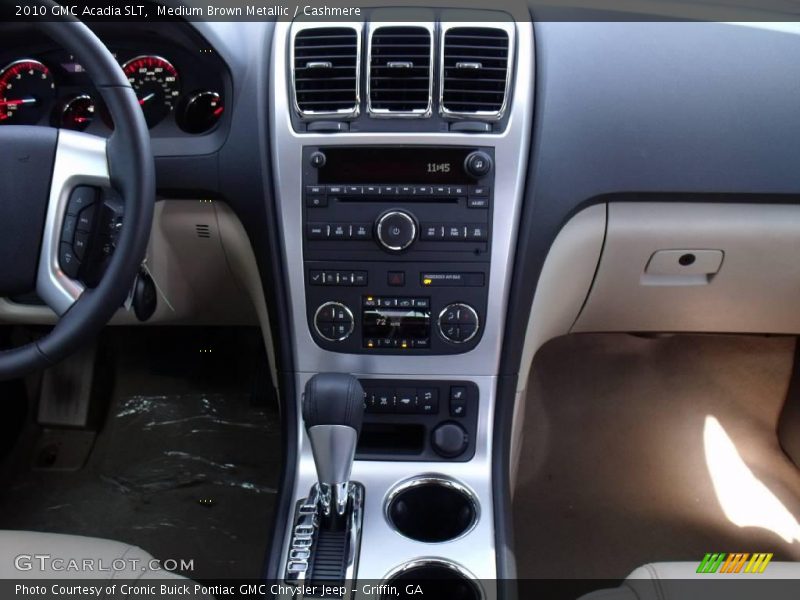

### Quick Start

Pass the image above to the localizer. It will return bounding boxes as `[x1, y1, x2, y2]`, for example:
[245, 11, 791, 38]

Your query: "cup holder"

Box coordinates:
[385, 476, 478, 543]
[381, 559, 483, 600]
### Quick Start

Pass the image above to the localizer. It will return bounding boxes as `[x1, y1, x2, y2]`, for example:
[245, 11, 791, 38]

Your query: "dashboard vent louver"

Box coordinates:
[441, 26, 510, 119]
[293, 26, 360, 118]
[368, 26, 433, 116]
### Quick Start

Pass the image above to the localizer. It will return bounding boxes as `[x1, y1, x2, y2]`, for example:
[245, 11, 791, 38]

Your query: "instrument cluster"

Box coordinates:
[0, 39, 226, 136]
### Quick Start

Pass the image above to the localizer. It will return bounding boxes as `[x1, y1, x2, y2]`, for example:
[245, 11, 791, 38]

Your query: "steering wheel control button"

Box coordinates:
[314, 301, 354, 342]
[73, 231, 90, 260]
[376, 210, 417, 252]
[76, 204, 96, 232]
[58, 243, 80, 279]
[431, 422, 469, 458]
[438, 303, 480, 344]
[464, 151, 493, 178]
[61, 215, 78, 243]
[66, 186, 97, 215]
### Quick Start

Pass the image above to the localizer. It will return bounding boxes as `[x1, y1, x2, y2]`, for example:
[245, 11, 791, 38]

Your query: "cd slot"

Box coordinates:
[335, 196, 460, 204]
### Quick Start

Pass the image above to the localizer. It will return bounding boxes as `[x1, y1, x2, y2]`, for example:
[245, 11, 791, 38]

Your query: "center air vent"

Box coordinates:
[441, 26, 511, 119]
[368, 25, 433, 116]
[293, 26, 360, 118]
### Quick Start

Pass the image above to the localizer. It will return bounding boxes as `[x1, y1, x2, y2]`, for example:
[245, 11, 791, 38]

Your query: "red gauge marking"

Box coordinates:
[0, 60, 51, 122]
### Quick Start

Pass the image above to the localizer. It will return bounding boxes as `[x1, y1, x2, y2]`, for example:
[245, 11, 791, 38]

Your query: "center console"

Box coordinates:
[303, 146, 493, 354]
[270, 9, 534, 595]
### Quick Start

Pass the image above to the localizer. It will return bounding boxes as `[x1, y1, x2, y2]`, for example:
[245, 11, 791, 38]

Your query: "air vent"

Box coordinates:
[368, 25, 433, 116]
[195, 224, 211, 239]
[441, 26, 511, 119]
[293, 26, 360, 118]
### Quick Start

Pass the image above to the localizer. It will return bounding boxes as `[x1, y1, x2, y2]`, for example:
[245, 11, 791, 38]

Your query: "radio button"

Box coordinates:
[352, 223, 372, 240]
[466, 224, 488, 241]
[381, 186, 398, 195]
[365, 185, 380, 195]
[471, 185, 489, 197]
[327, 185, 344, 195]
[445, 225, 466, 240]
[376, 210, 417, 252]
[464, 151, 493, 178]
[346, 186, 363, 195]
[468, 198, 490, 209]
[414, 185, 433, 195]
[323, 272, 337, 285]
[434, 186, 448, 195]
[306, 185, 325, 195]
[306, 195, 327, 208]
[307, 223, 329, 239]
[451, 185, 467, 196]
[399, 185, 413, 195]
[331, 224, 349, 239]
[421, 224, 444, 240]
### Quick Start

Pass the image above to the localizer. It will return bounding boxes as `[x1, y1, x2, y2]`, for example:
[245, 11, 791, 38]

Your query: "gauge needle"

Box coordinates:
[0, 97, 37, 107]
[138, 93, 155, 105]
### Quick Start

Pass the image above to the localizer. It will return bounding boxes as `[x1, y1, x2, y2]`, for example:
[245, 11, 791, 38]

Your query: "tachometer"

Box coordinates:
[122, 55, 180, 128]
[0, 59, 55, 124]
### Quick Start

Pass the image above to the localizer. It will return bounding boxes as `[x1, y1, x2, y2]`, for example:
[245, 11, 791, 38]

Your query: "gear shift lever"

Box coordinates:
[303, 373, 365, 516]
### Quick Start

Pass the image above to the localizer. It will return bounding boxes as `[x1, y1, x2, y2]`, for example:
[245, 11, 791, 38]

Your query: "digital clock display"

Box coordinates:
[316, 147, 476, 185]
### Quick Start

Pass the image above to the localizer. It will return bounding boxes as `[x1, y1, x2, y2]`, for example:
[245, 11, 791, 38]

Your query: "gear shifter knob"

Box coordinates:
[303, 373, 365, 516]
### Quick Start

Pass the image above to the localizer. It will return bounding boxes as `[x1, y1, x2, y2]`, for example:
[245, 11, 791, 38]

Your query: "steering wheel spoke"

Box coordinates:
[36, 130, 110, 316]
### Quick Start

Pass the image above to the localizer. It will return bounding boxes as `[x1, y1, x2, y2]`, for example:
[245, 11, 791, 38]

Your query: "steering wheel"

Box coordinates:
[0, 13, 154, 380]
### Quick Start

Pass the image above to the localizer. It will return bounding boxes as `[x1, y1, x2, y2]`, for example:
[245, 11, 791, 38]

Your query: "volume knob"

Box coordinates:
[376, 210, 417, 252]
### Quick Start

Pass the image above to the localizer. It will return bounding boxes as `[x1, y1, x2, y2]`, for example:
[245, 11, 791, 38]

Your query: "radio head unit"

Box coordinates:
[302, 145, 493, 355]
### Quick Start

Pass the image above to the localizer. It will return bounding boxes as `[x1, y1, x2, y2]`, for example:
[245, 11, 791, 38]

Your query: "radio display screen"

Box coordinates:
[317, 147, 474, 185]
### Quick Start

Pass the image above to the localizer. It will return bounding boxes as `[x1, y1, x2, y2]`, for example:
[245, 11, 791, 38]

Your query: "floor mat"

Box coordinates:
[513, 333, 800, 579]
[0, 327, 282, 580]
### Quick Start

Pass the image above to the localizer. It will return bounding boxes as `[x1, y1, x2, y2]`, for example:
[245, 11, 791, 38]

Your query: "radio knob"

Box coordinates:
[375, 210, 417, 252]
[464, 151, 492, 178]
[437, 303, 480, 344]
[314, 301, 354, 342]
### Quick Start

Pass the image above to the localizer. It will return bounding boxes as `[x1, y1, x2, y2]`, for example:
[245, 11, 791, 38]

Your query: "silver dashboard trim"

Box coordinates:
[290, 22, 363, 120]
[36, 130, 110, 316]
[366, 22, 435, 119]
[270, 19, 533, 377]
[439, 22, 515, 122]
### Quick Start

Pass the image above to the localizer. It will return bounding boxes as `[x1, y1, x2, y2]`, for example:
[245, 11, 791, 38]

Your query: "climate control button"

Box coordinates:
[437, 303, 480, 344]
[314, 301, 354, 342]
[375, 210, 417, 252]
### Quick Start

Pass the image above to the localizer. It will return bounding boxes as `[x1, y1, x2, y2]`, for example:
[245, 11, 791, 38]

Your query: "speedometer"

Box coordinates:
[122, 55, 180, 128]
[0, 59, 55, 124]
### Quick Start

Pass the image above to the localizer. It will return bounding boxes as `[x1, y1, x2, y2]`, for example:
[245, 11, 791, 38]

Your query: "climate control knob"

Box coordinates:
[314, 301, 354, 342]
[375, 210, 417, 252]
[437, 303, 480, 344]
